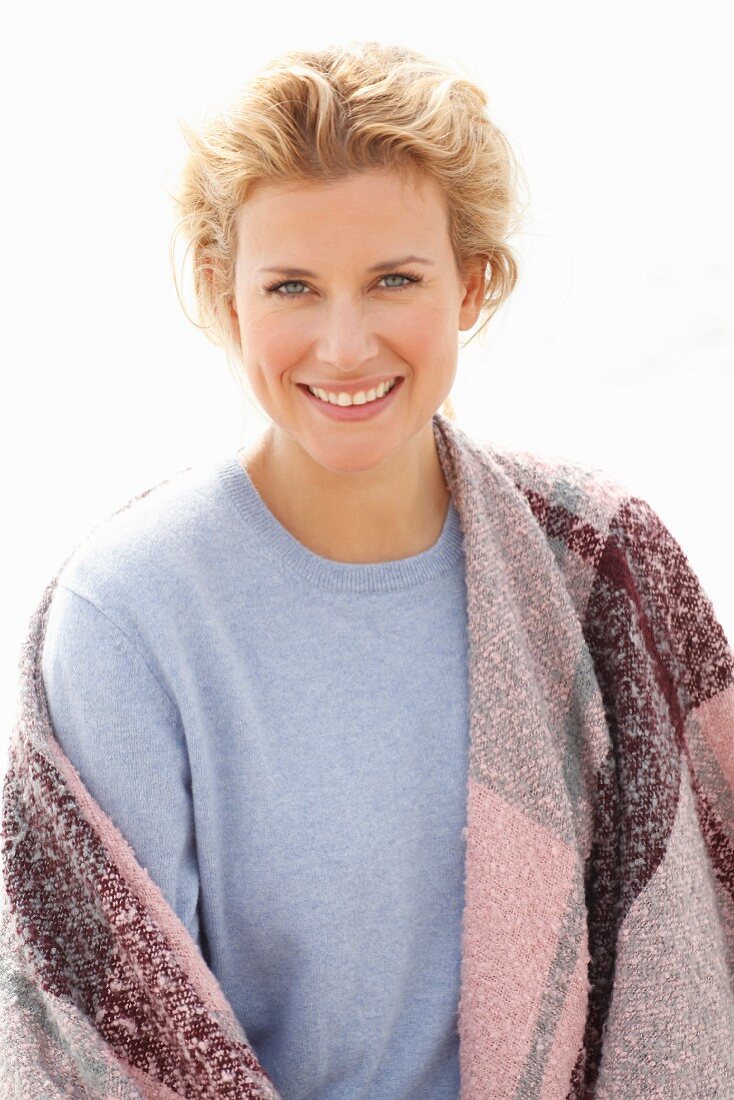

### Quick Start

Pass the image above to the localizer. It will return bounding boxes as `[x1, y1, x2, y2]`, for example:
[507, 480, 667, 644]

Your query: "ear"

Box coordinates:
[458, 255, 488, 331]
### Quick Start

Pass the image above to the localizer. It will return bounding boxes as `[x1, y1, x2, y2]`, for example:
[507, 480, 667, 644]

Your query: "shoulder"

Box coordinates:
[440, 417, 655, 573]
[474, 436, 709, 600]
[51, 453, 230, 629]
[475, 434, 635, 549]
[473, 437, 733, 712]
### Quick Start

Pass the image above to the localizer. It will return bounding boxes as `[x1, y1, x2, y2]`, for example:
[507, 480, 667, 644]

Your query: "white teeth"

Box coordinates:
[307, 378, 398, 406]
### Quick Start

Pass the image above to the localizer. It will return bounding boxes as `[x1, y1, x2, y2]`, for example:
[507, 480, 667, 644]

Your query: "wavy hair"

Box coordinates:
[169, 39, 529, 421]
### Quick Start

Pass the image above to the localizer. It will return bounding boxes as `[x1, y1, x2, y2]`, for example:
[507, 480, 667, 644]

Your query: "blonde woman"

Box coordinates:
[2, 39, 733, 1100]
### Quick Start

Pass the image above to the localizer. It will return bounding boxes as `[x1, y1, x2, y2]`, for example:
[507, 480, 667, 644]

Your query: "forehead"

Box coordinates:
[235, 167, 448, 252]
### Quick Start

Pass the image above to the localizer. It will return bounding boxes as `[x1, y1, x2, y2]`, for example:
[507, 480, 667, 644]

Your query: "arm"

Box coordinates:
[40, 584, 203, 952]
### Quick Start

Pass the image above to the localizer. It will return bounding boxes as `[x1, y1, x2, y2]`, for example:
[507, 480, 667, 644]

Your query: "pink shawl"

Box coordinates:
[2, 412, 733, 1097]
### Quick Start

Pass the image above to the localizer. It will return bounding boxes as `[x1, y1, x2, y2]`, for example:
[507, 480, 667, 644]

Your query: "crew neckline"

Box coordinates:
[216, 452, 465, 593]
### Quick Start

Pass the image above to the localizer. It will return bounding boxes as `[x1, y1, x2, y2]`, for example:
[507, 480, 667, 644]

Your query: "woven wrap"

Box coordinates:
[2, 412, 733, 1097]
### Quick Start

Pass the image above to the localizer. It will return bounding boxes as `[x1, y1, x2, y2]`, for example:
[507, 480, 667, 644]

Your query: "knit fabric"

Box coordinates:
[37, 448, 470, 1100]
[1, 411, 733, 1098]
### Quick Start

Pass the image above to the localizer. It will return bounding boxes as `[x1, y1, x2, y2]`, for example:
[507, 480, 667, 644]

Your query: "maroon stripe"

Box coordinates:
[2, 742, 276, 1097]
[523, 488, 608, 563]
[571, 494, 733, 1093]
[611, 496, 734, 712]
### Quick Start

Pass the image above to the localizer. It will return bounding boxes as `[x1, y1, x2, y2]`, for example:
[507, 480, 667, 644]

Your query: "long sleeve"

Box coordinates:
[40, 583, 202, 952]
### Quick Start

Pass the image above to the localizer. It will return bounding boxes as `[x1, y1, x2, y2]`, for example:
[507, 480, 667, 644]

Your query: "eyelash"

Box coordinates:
[263, 270, 424, 297]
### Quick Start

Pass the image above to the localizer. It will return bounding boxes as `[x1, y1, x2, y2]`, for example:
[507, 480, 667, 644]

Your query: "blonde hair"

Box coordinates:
[170, 39, 529, 422]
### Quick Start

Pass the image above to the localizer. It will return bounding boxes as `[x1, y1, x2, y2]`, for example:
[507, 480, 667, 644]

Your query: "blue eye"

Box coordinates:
[266, 280, 306, 296]
[264, 270, 423, 296]
[381, 272, 419, 289]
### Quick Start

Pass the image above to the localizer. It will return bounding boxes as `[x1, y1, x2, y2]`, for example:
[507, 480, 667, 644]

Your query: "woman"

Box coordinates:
[2, 40, 733, 1100]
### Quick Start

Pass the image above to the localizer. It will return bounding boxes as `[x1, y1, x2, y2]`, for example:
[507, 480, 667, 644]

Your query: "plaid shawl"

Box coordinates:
[2, 411, 733, 1098]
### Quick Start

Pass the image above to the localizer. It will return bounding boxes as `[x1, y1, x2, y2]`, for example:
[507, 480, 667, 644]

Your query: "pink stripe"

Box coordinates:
[45, 733, 242, 1035]
[459, 776, 586, 1099]
[695, 683, 734, 794]
[540, 926, 590, 1100]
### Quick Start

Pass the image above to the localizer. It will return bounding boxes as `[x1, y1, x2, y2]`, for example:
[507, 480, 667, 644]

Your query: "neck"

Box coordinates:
[239, 420, 450, 564]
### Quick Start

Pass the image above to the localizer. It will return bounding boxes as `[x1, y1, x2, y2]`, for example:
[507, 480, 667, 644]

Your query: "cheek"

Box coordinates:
[248, 324, 303, 379]
[246, 305, 453, 379]
[394, 313, 453, 370]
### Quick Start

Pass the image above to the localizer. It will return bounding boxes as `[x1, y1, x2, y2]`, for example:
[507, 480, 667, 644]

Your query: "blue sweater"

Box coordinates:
[40, 449, 470, 1099]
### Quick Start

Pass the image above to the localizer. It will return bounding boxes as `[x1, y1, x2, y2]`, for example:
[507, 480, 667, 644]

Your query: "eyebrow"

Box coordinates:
[255, 255, 435, 277]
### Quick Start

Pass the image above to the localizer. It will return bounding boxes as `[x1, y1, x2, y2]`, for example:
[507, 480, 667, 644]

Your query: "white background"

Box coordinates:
[2, 1, 732, 781]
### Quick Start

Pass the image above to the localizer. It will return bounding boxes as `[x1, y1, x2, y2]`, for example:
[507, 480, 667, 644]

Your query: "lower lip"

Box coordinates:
[298, 378, 404, 421]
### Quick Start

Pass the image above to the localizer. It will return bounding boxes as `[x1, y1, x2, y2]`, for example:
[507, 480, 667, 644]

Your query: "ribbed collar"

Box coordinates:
[215, 442, 465, 594]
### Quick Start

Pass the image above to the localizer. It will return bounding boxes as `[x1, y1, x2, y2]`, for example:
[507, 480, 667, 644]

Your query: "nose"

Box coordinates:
[312, 300, 382, 374]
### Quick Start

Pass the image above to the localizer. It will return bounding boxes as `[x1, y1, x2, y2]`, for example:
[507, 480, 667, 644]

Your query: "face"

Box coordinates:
[229, 166, 485, 475]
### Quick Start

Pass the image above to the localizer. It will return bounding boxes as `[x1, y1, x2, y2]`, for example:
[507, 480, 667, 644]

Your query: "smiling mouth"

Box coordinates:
[297, 378, 401, 406]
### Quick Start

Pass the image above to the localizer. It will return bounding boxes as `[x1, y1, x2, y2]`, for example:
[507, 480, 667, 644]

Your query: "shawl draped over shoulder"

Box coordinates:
[2, 412, 733, 1098]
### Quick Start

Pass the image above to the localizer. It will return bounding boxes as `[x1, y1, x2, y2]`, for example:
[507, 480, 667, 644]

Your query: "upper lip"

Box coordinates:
[299, 375, 402, 395]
